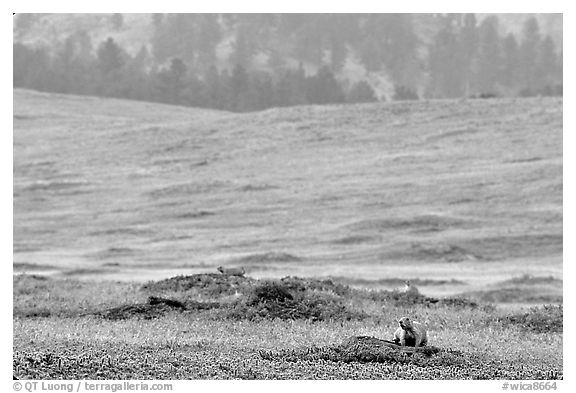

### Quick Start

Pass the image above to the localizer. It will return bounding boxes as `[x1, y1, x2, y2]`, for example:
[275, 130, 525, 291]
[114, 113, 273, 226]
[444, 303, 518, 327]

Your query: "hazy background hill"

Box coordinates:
[13, 89, 562, 301]
[13, 13, 562, 111]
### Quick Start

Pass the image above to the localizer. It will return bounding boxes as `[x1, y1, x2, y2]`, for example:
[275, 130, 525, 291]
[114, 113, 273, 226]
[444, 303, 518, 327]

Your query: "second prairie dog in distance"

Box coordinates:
[217, 266, 246, 276]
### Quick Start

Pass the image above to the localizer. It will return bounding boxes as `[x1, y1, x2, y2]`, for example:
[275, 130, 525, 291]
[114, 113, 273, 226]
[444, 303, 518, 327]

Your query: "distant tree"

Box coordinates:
[111, 13, 124, 31]
[275, 65, 308, 107]
[347, 81, 377, 103]
[229, 64, 254, 111]
[537, 35, 559, 90]
[357, 14, 386, 71]
[357, 14, 420, 88]
[151, 14, 170, 63]
[14, 14, 38, 39]
[181, 73, 206, 107]
[519, 17, 542, 92]
[381, 14, 420, 90]
[97, 37, 126, 75]
[195, 14, 221, 70]
[393, 85, 419, 101]
[52, 32, 95, 94]
[476, 16, 502, 95]
[124, 45, 152, 101]
[231, 24, 257, 68]
[292, 15, 324, 65]
[203, 65, 225, 109]
[460, 13, 479, 95]
[267, 49, 286, 72]
[161, 57, 188, 104]
[152, 14, 197, 64]
[555, 49, 563, 86]
[96, 37, 129, 97]
[152, 13, 163, 29]
[323, 14, 358, 71]
[306, 66, 345, 105]
[254, 72, 275, 109]
[501, 33, 520, 91]
[428, 17, 466, 98]
[14, 43, 53, 91]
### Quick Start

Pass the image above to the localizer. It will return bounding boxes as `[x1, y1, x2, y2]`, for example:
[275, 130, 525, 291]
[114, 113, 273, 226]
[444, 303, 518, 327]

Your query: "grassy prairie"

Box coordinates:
[13, 89, 562, 379]
[13, 274, 563, 379]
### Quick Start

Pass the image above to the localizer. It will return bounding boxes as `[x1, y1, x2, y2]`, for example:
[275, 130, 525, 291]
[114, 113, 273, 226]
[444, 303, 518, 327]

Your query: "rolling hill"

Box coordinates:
[13, 89, 562, 297]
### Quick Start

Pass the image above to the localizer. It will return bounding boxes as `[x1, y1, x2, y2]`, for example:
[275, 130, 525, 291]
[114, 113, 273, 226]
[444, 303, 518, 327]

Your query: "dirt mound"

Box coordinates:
[97, 296, 220, 320]
[225, 281, 365, 321]
[258, 335, 563, 379]
[141, 273, 256, 297]
[259, 335, 442, 364]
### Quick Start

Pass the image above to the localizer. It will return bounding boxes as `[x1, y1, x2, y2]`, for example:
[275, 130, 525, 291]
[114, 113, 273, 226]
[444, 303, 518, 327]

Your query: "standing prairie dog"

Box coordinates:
[393, 316, 428, 348]
[217, 266, 245, 276]
[403, 280, 420, 295]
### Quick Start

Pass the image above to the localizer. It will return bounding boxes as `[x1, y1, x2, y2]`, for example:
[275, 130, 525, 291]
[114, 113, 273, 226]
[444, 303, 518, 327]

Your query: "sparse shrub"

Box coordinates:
[225, 281, 365, 321]
[247, 281, 294, 305]
[501, 304, 563, 333]
[437, 296, 481, 309]
[279, 276, 350, 296]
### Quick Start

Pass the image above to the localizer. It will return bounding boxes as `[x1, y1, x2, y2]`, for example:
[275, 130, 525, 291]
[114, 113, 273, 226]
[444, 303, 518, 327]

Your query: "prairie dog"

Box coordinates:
[393, 317, 428, 348]
[217, 266, 245, 276]
[403, 280, 420, 295]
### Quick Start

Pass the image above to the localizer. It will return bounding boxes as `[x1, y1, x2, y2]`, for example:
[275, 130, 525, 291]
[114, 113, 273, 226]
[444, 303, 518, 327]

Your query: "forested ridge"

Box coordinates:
[14, 13, 562, 112]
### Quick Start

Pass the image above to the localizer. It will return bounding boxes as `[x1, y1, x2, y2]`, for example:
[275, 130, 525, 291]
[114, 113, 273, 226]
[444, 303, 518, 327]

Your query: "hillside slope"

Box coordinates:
[13, 89, 562, 294]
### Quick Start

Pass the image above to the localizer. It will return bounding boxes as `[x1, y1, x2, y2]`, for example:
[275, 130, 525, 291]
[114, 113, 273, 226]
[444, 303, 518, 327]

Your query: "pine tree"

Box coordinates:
[203, 65, 225, 109]
[501, 33, 520, 91]
[428, 17, 466, 98]
[519, 16, 542, 93]
[229, 64, 251, 111]
[537, 35, 558, 91]
[124, 46, 152, 101]
[460, 14, 479, 96]
[195, 14, 221, 70]
[96, 37, 128, 97]
[111, 13, 124, 31]
[306, 66, 345, 105]
[275, 66, 308, 107]
[97, 37, 126, 75]
[14, 43, 53, 91]
[380, 14, 420, 90]
[476, 16, 502, 95]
